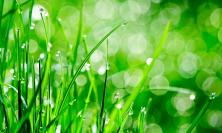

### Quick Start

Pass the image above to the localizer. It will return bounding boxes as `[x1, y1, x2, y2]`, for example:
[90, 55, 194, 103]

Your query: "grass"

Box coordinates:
[0, 0, 221, 133]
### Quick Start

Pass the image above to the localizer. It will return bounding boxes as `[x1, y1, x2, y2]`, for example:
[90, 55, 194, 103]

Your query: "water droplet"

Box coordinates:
[69, 99, 76, 105]
[141, 107, 146, 114]
[77, 110, 82, 117]
[128, 108, 133, 116]
[57, 17, 62, 22]
[82, 62, 90, 72]
[209, 92, 217, 100]
[146, 57, 153, 65]
[189, 94, 196, 100]
[21, 43, 26, 49]
[98, 65, 106, 75]
[47, 42, 52, 52]
[106, 63, 110, 70]
[115, 102, 123, 109]
[39, 53, 45, 60]
[105, 116, 109, 125]
[10, 69, 14, 74]
[55, 51, 61, 57]
[114, 92, 120, 99]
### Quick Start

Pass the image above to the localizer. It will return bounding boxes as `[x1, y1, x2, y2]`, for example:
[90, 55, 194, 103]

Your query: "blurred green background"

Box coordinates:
[1, 0, 222, 132]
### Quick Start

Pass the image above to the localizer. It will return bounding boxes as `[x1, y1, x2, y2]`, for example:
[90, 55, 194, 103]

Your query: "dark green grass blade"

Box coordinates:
[16, 29, 22, 121]
[99, 39, 109, 133]
[56, 22, 126, 115]
[38, 60, 42, 128]
[25, 0, 34, 106]
[186, 96, 214, 133]
[106, 21, 170, 132]
[15, 55, 51, 132]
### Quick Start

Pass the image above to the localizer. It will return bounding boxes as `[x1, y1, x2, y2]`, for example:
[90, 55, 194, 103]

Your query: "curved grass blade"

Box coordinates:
[56, 22, 126, 115]
[105, 21, 171, 132]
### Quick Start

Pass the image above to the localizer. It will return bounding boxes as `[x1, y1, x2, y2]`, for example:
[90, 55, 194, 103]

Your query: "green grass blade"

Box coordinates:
[0, 85, 10, 132]
[186, 95, 215, 133]
[2, 0, 31, 19]
[72, 1, 83, 70]
[99, 39, 109, 133]
[0, 0, 4, 30]
[106, 21, 170, 132]
[57, 22, 126, 115]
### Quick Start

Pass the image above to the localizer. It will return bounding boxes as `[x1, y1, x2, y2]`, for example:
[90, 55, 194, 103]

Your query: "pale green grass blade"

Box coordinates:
[72, 1, 83, 69]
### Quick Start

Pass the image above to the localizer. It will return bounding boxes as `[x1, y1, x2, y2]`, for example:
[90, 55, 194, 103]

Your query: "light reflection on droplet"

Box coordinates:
[39, 53, 45, 60]
[189, 94, 196, 100]
[55, 124, 61, 133]
[32, 4, 48, 21]
[146, 57, 153, 65]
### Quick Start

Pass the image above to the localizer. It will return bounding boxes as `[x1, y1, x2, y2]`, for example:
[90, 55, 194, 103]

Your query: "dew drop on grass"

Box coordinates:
[47, 42, 52, 52]
[105, 115, 109, 125]
[98, 65, 106, 75]
[77, 110, 83, 118]
[128, 108, 133, 116]
[115, 101, 123, 109]
[56, 51, 61, 57]
[55, 125, 61, 133]
[39, 53, 45, 60]
[21, 43, 26, 49]
[209, 92, 217, 100]
[10, 69, 14, 74]
[189, 94, 196, 100]
[146, 57, 153, 65]
[30, 23, 35, 30]
[68, 99, 76, 106]
[82, 62, 90, 72]
[141, 107, 146, 114]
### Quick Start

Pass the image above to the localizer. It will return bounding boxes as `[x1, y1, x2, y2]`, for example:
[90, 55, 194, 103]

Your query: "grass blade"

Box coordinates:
[2, 0, 31, 19]
[99, 39, 109, 133]
[72, 1, 83, 70]
[106, 21, 171, 132]
[57, 22, 126, 115]
[186, 94, 215, 133]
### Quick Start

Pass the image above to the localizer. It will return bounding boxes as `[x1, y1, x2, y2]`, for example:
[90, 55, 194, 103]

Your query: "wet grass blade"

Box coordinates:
[72, 1, 83, 70]
[25, 0, 34, 106]
[106, 21, 170, 132]
[99, 39, 109, 133]
[57, 22, 126, 115]
[38, 60, 42, 128]
[186, 96, 214, 133]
